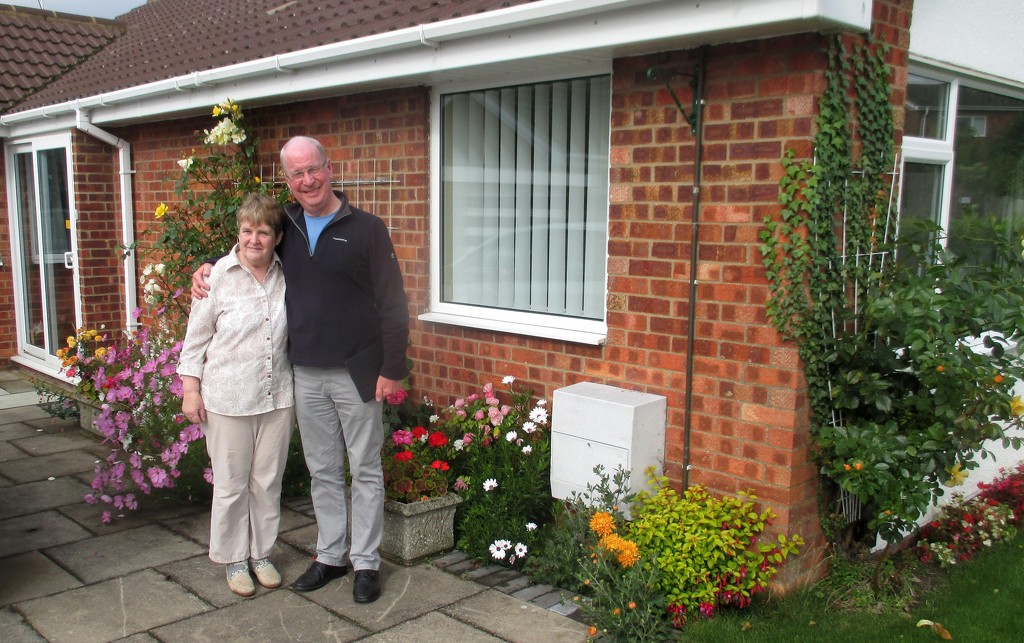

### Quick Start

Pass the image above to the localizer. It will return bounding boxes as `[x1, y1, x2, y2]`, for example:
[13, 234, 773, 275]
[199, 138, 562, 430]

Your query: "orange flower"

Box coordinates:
[599, 533, 640, 568]
[854, 462, 863, 471]
[843, 463, 852, 471]
[587, 626, 598, 637]
[994, 374, 1004, 384]
[589, 511, 615, 537]
[936, 365, 945, 373]
[628, 601, 637, 610]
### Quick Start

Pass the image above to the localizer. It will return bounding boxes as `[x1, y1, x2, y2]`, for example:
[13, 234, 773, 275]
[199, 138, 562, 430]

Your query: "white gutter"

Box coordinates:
[74, 109, 138, 330]
[0, 0, 871, 133]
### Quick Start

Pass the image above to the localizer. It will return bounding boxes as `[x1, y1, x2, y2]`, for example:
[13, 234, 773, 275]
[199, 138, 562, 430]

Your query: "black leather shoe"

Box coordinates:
[352, 569, 381, 603]
[291, 561, 347, 592]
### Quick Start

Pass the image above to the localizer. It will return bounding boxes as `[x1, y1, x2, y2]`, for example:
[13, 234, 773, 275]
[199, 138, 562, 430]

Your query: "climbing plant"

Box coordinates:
[760, 34, 1024, 564]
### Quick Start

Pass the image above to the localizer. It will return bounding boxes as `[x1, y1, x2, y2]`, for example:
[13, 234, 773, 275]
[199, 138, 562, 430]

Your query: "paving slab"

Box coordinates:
[0, 440, 27, 463]
[0, 551, 83, 607]
[10, 431, 98, 456]
[0, 477, 91, 520]
[278, 521, 319, 557]
[159, 505, 314, 547]
[157, 544, 311, 608]
[17, 568, 209, 643]
[45, 523, 205, 583]
[0, 422, 46, 441]
[0, 377, 40, 394]
[0, 391, 44, 410]
[443, 588, 589, 643]
[60, 494, 204, 534]
[0, 405, 56, 426]
[301, 561, 487, 633]
[0, 607, 46, 642]
[152, 588, 367, 642]
[0, 510, 92, 557]
[362, 610, 503, 642]
[0, 449, 99, 483]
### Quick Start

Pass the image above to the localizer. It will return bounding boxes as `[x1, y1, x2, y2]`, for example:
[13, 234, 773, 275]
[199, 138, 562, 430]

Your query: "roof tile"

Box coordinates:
[0, 5, 123, 113]
[12, 0, 538, 114]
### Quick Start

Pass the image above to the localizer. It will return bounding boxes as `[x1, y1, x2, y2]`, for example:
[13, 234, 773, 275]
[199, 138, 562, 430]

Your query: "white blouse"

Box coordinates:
[177, 245, 293, 416]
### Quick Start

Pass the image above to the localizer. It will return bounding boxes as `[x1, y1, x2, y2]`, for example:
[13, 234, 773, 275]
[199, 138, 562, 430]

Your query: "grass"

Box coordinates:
[681, 530, 1024, 642]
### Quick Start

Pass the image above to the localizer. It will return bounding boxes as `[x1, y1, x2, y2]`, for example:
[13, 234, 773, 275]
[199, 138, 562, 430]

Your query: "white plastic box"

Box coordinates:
[550, 382, 666, 516]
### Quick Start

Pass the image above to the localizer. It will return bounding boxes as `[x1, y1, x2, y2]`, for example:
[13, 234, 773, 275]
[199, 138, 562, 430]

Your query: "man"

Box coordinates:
[192, 136, 410, 603]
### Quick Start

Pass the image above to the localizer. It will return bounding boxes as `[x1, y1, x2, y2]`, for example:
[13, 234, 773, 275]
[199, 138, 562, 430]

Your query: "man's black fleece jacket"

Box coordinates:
[278, 191, 410, 382]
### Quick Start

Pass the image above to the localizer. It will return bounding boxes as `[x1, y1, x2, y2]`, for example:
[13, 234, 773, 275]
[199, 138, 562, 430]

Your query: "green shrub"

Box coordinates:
[627, 471, 803, 626]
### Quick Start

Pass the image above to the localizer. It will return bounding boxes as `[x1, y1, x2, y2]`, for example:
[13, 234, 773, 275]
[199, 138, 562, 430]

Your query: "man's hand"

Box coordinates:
[191, 264, 212, 300]
[375, 376, 402, 402]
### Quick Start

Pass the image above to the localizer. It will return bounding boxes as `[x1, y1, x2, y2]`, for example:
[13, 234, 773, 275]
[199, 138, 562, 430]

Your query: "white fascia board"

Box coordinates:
[1, 0, 871, 136]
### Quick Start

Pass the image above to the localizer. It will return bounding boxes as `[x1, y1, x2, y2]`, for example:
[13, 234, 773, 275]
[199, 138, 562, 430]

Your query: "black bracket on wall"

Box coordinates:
[646, 65, 702, 136]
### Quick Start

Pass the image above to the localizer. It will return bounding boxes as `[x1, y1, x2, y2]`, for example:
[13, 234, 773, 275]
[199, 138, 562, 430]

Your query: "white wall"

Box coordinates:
[909, 0, 1024, 86]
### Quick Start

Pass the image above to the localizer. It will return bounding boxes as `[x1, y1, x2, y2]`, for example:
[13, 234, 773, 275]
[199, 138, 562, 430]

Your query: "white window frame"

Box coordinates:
[422, 68, 612, 345]
[901, 63, 1024, 241]
[5, 132, 81, 374]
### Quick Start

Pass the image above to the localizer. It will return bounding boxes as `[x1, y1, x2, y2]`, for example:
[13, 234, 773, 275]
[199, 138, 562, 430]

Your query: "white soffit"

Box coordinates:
[1, 0, 871, 136]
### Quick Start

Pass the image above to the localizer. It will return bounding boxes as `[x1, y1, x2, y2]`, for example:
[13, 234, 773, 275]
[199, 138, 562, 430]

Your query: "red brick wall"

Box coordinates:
[72, 131, 127, 336]
[0, 153, 14, 359]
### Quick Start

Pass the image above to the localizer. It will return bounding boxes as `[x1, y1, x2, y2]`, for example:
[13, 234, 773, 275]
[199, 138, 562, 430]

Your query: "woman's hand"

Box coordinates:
[182, 390, 207, 424]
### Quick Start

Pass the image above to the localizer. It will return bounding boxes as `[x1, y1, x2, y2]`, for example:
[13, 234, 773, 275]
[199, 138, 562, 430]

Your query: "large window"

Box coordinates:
[901, 71, 1024, 260]
[426, 75, 611, 344]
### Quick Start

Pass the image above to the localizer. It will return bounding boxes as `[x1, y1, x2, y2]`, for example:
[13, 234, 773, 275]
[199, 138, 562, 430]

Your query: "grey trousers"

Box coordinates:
[293, 365, 384, 571]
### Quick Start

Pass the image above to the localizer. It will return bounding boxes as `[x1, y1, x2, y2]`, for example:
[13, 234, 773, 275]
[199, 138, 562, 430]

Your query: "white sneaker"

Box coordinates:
[250, 558, 282, 589]
[226, 562, 255, 597]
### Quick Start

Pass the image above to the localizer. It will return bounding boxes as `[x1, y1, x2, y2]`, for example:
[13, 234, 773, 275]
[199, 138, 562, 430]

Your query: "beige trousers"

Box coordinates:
[204, 407, 294, 564]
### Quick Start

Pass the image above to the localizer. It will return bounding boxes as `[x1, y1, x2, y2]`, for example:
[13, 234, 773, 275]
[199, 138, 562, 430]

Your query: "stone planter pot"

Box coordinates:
[380, 493, 463, 565]
[75, 397, 104, 437]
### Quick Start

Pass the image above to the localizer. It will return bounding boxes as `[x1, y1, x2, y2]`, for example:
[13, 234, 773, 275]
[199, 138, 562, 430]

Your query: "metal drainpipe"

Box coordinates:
[682, 48, 707, 490]
[74, 109, 138, 329]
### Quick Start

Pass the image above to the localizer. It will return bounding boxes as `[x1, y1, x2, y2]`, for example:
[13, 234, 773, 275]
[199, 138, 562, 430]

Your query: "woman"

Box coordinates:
[178, 193, 293, 597]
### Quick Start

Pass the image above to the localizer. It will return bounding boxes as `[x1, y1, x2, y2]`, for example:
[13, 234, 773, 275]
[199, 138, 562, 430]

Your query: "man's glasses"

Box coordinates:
[283, 160, 327, 182]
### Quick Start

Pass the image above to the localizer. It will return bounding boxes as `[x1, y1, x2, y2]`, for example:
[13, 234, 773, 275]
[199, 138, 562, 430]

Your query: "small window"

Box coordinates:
[905, 74, 949, 140]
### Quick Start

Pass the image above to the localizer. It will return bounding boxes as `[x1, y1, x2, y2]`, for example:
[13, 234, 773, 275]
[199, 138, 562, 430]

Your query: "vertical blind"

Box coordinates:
[441, 75, 610, 320]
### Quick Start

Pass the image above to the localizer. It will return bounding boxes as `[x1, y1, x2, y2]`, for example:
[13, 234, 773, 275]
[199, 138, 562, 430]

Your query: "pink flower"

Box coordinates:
[392, 429, 414, 446]
[203, 468, 214, 484]
[147, 467, 170, 488]
[386, 388, 409, 405]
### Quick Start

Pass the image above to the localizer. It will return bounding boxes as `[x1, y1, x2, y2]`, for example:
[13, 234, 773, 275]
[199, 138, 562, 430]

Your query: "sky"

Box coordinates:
[5, 0, 148, 19]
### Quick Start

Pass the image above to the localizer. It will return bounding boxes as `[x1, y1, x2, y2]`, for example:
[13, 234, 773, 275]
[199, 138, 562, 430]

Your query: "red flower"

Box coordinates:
[430, 460, 450, 471]
[428, 431, 448, 447]
[393, 450, 414, 462]
[411, 426, 428, 440]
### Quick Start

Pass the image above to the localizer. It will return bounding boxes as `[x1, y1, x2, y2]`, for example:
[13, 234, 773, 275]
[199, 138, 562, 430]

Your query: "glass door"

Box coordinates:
[7, 139, 78, 364]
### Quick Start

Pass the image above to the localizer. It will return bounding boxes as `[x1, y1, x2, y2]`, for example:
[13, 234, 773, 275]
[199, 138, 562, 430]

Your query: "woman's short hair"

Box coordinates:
[237, 193, 285, 234]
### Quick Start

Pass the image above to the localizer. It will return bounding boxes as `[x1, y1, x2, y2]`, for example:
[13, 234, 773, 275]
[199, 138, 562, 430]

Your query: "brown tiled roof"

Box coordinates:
[0, 5, 123, 114]
[14, 0, 537, 113]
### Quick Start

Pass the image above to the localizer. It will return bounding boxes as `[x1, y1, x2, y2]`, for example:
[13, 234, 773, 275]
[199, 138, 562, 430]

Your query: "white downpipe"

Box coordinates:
[74, 109, 138, 330]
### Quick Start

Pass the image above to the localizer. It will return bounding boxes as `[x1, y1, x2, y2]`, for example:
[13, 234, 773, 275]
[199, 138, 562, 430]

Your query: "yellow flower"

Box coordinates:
[589, 511, 615, 537]
[67, 338, 77, 348]
[94, 347, 106, 359]
[212, 105, 221, 117]
[943, 462, 968, 488]
[155, 203, 168, 219]
[1011, 396, 1024, 416]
